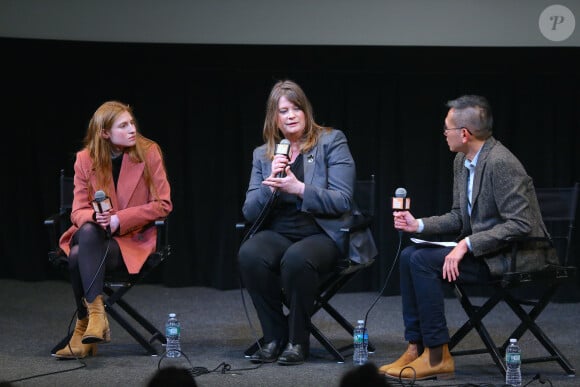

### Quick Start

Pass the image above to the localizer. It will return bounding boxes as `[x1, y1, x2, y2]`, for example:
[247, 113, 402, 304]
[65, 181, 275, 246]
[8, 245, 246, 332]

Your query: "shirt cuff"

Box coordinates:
[417, 219, 424, 233]
[465, 237, 472, 251]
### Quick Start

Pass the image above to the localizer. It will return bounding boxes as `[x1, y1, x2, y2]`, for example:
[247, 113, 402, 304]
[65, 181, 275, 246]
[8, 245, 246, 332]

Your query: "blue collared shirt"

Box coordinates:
[463, 148, 482, 250]
[417, 148, 483, 252]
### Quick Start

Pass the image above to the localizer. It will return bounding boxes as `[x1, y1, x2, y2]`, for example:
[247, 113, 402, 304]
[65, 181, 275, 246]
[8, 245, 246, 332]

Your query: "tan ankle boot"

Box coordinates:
[53, 317, 97, 359]
[379, 344, 420, 374]
[386, 344, 455, 381]
[81, 295, 111, 344]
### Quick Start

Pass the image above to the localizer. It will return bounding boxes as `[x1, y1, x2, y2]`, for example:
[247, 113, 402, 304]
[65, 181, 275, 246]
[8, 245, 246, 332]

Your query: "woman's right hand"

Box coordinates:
[270, 153, 289, 179]
[94, 209, 111, 231]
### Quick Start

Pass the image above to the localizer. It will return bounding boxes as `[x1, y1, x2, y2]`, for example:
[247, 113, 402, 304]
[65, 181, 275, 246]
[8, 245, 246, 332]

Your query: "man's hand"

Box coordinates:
[442, 239, 469, 282]
[393, 211, 419, 233]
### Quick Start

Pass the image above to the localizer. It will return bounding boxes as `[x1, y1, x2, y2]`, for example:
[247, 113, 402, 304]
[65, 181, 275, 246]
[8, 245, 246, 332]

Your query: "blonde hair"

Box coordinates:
[262, 80, 330, 159]
[83, 100, 162, 199]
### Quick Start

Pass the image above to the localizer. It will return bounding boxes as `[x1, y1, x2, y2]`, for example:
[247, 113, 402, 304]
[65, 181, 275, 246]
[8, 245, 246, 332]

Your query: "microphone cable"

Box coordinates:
[361, 187, 408, 334]
[240, 188, 279, 244]
[5, 359, 86, 384]
[241, 139, 289, 243]
[236, 281, 268, 371]
[84, 234, 111, 299]
[56, 232, 110, 361]
[361, 228, 404, 336]
[236, 189, 281, 370]
[8, 230, 111, 383]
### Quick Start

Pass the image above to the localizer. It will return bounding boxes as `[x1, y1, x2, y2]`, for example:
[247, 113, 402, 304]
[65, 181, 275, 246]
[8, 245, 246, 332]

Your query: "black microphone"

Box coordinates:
[392, 187, 410, 211]
[274, 139, 291, 178]
[92, 190, 113, 238]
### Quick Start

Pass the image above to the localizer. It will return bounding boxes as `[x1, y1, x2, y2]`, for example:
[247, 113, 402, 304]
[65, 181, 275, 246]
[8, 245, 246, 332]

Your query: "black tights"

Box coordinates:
[68, 222, 126, 319]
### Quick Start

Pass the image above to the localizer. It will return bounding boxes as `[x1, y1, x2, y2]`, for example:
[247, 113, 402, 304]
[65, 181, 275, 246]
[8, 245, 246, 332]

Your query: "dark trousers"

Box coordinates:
[68, 222, 127, 318]
[238, 230, 341, 345]
[400, 244, 491, 347]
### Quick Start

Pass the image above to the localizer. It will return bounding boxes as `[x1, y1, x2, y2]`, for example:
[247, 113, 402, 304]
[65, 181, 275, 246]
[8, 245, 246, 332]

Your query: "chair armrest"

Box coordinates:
[44, 213, 60, 226]
[154, 218, 170, 258]
[44, 213, 62, 251]
[339, 215, 373, 234]
[44, 213, 67, 267]
[339, 215, 374, 264]
[504, 235, 553, 272]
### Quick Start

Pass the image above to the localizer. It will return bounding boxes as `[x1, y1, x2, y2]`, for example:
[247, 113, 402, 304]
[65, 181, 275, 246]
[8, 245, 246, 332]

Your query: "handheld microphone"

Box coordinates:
[393, 187, 410, 238]
[274, 139, 291, 178]
[92, 190, 113, 238]
[392, 187, 411, 211]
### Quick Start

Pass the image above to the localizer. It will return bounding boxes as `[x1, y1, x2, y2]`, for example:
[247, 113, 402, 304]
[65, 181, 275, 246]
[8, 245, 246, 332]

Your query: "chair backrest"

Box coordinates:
[45, 169, 74, 264]
[353, 175, 376, 220]
[535, 182, 579, 266]
[59, 169, 74, 216]
[337, 174, 377, 269]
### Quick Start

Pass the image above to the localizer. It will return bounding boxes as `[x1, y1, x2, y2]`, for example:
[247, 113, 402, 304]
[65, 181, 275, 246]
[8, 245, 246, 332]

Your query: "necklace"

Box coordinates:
[111, 149, 123, 158]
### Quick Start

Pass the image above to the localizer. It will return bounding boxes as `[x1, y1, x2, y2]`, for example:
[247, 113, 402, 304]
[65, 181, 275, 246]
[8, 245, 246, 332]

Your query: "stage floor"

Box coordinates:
[0, 279, 577, 386]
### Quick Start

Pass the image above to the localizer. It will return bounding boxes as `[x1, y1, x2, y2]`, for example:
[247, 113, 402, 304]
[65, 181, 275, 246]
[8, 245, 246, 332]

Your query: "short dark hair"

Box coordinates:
[446, 95, 493, 139]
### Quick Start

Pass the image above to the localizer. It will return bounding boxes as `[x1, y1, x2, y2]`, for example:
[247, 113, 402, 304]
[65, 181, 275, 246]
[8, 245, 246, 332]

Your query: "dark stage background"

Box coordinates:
[1, 38, 579, 296]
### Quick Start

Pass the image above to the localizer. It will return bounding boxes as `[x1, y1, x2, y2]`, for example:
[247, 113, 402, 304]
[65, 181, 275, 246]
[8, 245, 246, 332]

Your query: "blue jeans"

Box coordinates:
[399, 245, 491, 347]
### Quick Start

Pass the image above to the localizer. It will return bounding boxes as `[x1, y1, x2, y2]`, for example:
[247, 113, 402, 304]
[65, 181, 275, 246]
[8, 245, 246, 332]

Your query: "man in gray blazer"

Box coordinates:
[379, 95, 557, 381]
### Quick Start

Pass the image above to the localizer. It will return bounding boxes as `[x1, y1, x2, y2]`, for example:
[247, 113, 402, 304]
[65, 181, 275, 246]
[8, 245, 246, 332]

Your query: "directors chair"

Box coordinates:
[449, 182, 579, 376]
[45, 169, 171, 356]
[242, 175, 378, 363]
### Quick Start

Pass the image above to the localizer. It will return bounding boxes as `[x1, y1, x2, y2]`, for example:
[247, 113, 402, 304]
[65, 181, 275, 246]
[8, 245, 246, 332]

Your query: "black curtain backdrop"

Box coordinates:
[1, 38, 579, 297]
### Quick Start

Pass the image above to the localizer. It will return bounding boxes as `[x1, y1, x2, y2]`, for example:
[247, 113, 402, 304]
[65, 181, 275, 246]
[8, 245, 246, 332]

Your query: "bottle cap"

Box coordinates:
[510, 338, 517, 343]
[357, 319, 364, 324]
[169, 313, 176, 317]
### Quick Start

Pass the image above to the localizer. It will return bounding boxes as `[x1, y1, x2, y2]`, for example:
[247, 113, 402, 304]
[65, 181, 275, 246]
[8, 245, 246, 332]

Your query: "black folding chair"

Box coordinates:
[242, 175, 378, 363]
[449, 182, 579, 376]
[45, 169, 171, 356]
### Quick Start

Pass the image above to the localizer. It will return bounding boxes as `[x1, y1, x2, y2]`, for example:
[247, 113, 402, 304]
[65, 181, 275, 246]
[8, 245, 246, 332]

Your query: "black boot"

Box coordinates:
[278, 342, 309, 365]
[250, 340, 285, 363]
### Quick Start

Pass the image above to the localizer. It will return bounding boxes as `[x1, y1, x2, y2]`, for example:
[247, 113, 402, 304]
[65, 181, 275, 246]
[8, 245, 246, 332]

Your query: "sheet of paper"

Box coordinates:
[410, 237, 458, 247]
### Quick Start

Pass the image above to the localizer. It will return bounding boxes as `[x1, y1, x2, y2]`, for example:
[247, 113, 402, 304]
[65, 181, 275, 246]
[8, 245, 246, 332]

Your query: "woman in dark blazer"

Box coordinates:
[238, 80, 376, 366]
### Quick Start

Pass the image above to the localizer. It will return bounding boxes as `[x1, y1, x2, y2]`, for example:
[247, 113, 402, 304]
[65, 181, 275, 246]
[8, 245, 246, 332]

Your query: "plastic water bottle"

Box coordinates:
[353, 319, 368, 365]
[165, 313, 181, 358]
[505, 338, 522, 387]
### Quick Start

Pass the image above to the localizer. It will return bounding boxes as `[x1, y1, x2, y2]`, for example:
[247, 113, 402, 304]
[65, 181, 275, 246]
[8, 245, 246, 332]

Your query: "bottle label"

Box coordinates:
[167, 326, 180, 336]
[354, 333, 363, 344]
[506, 353, 521, 363]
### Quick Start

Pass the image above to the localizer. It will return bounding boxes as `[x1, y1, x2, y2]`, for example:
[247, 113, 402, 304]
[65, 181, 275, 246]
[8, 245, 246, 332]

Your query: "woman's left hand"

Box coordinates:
[262, 167, 305, 197]
[109, 214, 120, 234]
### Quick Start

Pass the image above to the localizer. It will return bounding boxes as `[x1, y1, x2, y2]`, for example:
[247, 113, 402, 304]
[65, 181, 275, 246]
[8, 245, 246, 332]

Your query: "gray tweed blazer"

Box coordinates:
[421, 137, 558, 276]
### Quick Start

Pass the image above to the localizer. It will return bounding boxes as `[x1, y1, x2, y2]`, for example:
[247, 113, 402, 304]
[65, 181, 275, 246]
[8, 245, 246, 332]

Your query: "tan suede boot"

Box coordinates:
[386, 344, 455, 381]
[81, 295, 111, 344]
[53, 317, 97, 359]
[379, 343, 421, 374]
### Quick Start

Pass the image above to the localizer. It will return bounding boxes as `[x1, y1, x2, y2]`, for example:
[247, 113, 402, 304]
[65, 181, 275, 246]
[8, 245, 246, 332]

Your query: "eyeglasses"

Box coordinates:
[443, 126, 472, 135]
